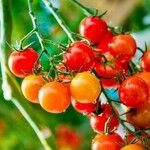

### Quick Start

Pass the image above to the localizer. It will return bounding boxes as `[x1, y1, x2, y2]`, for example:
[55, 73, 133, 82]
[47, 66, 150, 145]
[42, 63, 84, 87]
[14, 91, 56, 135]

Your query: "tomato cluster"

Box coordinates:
[8, 15, 150, 149]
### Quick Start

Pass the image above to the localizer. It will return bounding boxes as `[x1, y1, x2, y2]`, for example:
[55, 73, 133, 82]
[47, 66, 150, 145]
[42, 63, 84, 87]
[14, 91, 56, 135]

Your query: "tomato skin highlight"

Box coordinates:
[71, 99, 96, 115]
[79, 16, 108, 44]
[39, 81, 71, 113]
[8, 48, 38, 78]
[140, 49, 150, 72]
[109, 34, 136, 62]
[92, 133, 124, 150]
[70, 72, 101, 103]
[119, 76, 149, 108]
[21, 75, 46, 103]
[64, 41, 95, 72]
[90, 104, 119, 133]
[121, 144, 144, 150]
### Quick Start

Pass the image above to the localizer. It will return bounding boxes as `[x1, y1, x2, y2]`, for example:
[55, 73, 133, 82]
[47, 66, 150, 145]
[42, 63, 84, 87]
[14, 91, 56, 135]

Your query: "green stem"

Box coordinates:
[28, 0, 45, 51]
[43, 0, 75, 42]
[0, 0, 52, 150]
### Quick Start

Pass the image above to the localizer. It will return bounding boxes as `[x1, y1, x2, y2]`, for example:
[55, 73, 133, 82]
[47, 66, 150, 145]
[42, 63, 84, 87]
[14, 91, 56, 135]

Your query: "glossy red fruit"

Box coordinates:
[109, 34, 136, 62]
[71, 99, 96, 115]
[101, 79, 119, 88]
[79, 16, 108, 44]
[140, 49, 150, 72]
[119, 76, 149, 108]
[8, 48, 38, 78]
[92, 133, 124, 150]
[64, 41, 95, 72]
[90, 104, 119, 133]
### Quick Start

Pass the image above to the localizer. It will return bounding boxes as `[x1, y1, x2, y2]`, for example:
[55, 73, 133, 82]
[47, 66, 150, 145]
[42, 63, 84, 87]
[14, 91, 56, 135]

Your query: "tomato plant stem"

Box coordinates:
[43, 0, 75, 42]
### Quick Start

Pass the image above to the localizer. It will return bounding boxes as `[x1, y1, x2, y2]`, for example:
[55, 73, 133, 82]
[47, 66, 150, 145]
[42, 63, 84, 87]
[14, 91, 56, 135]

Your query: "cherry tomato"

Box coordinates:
[92, 133, 124, 150]
[121, 144, 144, 150]
[71, 99, 96, 115]
[137, 72, 150, 97]
[127, 100, 150, 129]
[109, 34, 136, 62]
[79, 16, 108, 44]
[39, 81, 71, 113]
[119, 76, 149, 108]
[8, 48, 38, 78]
[70, 72, 101, 103]
[90, 104, 119, 133]
[64, 41, 95, 72]
[140, 49, 150, 72]
[21, 75, 45, 103]
[101, 79, 119, 88]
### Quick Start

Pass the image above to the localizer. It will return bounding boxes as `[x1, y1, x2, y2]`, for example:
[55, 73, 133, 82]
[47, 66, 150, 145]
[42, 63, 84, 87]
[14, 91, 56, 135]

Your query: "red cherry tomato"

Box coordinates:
[119, 76, 149, 108]
[92, 133, 124, 150]
[64, 41, 94, 72]
[71, 99, 96, 115]
[127, 100, 150, 129]
[140, 49, 150, 72]
[90, 104, 119, 133]
[109, 34, 136, 62]
[21, 75, 45, 103]
[101, 79, 119, 88]
[39, 81, 71, 113]
[79, 16, 108, 44]
[137, 72, 150, 97]
[8, 48, 38, 78]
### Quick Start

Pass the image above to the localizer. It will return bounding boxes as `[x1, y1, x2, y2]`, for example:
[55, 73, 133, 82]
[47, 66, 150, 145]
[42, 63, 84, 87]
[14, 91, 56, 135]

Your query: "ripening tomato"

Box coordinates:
[8, 48, 38, 78]
[127, 100, 150, 129]
[21, 75, 45, 103]
[64, 41, 95, 72]
[121, 144, 144, 150]
[71, 99, 96, 115]
[79, 16, 108, 44]
[137, 72, 150, 97]
[140, 49, 150, 72]
[119, 76, 149, 108]
[90, 104, 119, 133]
[39, 81, 71, 113]
[92, 133, 124, 150]
[109, 34, 136, 62]
[70, 72, 101, 103]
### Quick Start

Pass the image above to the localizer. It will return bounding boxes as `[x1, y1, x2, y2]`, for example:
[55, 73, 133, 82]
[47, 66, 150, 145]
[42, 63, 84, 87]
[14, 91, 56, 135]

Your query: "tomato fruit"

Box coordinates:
[119, 76, 148, 108]
[92, 133, 124, 150]
[8, 48, 38, 78]
[39, 81, 71, 113]
[127, 100, 150, 129]
[64, 41, 94, 72]
[90, 104, 119, 133]
[21, 75, 45, 103]
[70, 72, 101, 103]
[71, 99, 96, 115]
[109, 34, 136, 62]
[121, 144, 144, 150]
[136, 72, 150, 97]
[79, 16, 108, 44]
[140, 49, 150, 72]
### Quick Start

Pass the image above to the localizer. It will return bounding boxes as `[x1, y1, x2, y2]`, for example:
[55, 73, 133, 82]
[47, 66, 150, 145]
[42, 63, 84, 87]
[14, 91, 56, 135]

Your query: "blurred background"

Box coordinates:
[0, 0, 150, 149]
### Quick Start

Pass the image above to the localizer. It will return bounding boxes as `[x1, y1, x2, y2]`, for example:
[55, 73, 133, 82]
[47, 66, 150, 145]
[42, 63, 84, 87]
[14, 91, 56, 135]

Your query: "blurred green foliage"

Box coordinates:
[0, 0, 150, 150]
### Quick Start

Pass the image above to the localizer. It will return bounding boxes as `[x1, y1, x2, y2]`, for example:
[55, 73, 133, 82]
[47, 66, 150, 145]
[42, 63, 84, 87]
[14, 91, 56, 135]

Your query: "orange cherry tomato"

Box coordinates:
[121, 144, 144, 150]
[92, 133, 124, 150]
[70, 72, 101, 103]
[39, 81, 71, 113]
[21, 75, 45, 103]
